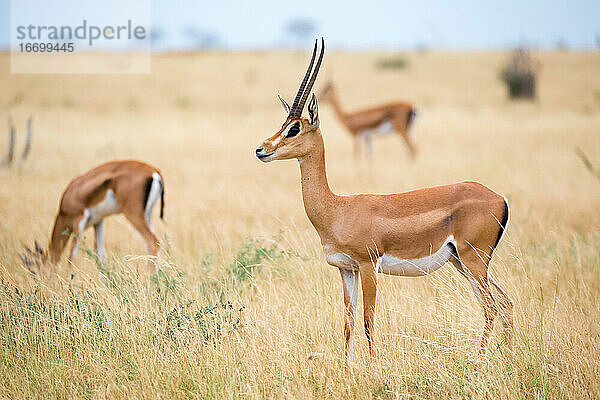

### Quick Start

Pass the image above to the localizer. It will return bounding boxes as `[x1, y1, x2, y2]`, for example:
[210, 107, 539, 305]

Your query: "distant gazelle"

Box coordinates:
[255, 39, 513, 368]
[318, 82, 418, 159]
[21, 160, 165, 276]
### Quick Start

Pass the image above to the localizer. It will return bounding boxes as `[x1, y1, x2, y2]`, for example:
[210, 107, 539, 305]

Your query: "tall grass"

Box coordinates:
[0, 51, 599, 398]
[1, 231, 598, 398]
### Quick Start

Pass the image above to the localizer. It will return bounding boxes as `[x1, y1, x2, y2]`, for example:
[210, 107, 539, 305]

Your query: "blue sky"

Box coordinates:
[1, 0, 599, 50]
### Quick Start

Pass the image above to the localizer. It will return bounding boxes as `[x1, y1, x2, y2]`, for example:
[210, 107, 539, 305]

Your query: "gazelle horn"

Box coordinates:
[289, 38, 325, 118]
[294, 37, 325, 118]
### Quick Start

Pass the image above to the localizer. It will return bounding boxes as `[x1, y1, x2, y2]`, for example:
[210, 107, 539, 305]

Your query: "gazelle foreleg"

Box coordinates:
[360, 262, 378, 356]
[68, 211, 90, 262]
[67, 210, 90, 277]
[340, 268, 359, 369]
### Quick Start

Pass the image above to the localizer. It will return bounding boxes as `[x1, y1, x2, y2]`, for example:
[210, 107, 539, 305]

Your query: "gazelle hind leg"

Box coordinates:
[121, 173, 163, 275]
[124, 213, 160, 275]
[398, 129, 417, 159]
[340, 268, 359, 369]
[449, 249, 497, 357]
[392, 116, 417, 159]
[488, 275, 514, 351]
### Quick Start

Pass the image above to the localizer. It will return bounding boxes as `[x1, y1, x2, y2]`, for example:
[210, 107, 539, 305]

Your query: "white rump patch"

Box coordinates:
[378, 236, 456, 277]
[145, 172, 162, 233]
[496, 197, 510, 247]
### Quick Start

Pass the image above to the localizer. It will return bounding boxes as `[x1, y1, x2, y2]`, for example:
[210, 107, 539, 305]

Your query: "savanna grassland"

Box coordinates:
[0, 50, 599, 399]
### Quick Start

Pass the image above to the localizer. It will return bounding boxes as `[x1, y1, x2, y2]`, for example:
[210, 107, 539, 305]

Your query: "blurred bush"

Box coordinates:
[500, 49, 538, 100]
[376, 56, 409, 70]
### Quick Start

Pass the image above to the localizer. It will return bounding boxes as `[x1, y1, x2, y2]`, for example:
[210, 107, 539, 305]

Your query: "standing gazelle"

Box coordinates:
[256, 39, 513, 368]
[21, 160, 165, 276]
[319, 82, 418, 159]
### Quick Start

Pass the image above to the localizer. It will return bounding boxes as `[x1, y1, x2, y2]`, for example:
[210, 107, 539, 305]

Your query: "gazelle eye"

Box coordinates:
[287, 123, 300, 137]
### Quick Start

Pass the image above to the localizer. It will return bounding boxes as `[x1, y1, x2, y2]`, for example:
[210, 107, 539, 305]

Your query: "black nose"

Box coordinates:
[255, 147, 264, 156]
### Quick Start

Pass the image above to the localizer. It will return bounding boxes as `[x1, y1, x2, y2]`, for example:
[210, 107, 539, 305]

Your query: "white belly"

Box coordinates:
[87, 189, 120, 226]
[360, 119, 394, 138]
[378, 236, 455, 277]
[323, 236, 456, 276]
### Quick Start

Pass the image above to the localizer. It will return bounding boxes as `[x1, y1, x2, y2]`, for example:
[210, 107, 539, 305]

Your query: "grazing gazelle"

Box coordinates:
[255, 39, 513, 368]
[21, 160, 165, 276]
[318, 81, 418, 159]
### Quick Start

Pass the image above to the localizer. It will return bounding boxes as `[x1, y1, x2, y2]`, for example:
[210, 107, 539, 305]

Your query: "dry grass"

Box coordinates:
[0, 50, 599, 399]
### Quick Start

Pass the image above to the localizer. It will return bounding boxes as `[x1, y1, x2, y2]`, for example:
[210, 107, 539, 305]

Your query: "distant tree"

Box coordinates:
[554, 39, 569, 51]
[415, 42, 430, 54]
[286, 18, 317, 48]
[184, 27, 222, 49]
[150, 27, 165, 47]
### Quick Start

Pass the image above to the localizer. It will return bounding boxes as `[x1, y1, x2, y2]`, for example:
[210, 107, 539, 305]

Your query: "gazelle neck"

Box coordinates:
[328, 90, 347, 122]
[48, 214, 71, 264]
[298, 133, 338, 232]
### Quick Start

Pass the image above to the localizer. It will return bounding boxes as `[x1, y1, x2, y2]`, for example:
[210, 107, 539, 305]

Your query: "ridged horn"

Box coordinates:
[289, 39, 319, 118]
[293, 37, 325, 118]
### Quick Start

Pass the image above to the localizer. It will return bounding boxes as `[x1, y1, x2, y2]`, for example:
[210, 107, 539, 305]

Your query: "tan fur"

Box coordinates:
[26, 160, 164, 276]
[257, 99, 513, 367]
[319, 82, 418, 158]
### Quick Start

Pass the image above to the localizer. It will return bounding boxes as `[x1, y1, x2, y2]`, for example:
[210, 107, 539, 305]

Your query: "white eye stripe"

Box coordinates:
[271, 135, 283, 146]
[270, 122, 301, 146]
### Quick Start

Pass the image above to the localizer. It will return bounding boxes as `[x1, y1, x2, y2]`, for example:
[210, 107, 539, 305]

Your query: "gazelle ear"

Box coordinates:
[308, 93, 319, 128]
[278, 95, 291, 114]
